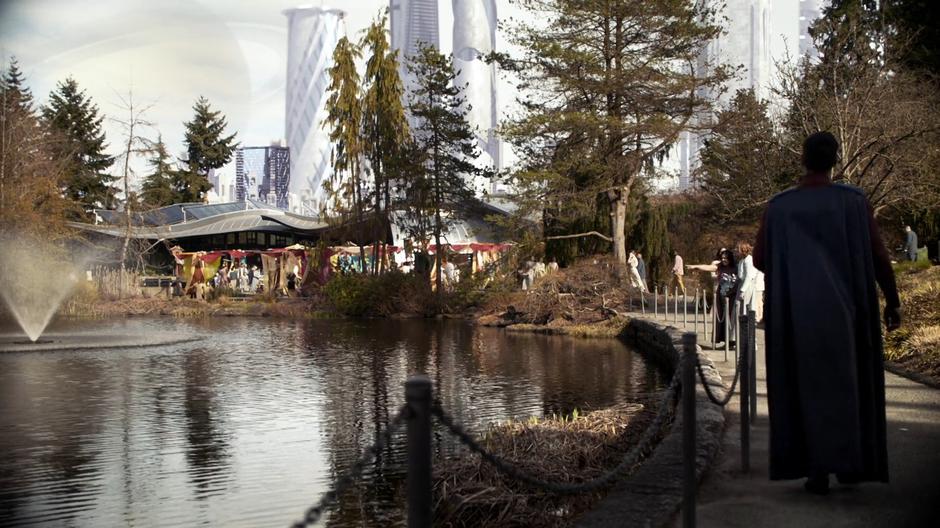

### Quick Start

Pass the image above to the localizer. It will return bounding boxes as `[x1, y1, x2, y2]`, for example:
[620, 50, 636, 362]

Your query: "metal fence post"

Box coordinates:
[654, 286, 659, 317]
[682, 332, 697, 528]
[406, 376, 432, 528]
[723, 297, 730, 362]
[711, 290, 717, 348]
[739, 316, 750, 473]
[674, 286, 679, 324]
[749, 310, 757, 420]
[683, 290, 688, 326]
[664, 285, 669, 319]
[694, 290, 700, 336]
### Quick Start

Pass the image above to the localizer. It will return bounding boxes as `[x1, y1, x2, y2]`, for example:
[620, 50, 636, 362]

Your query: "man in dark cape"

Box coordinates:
[753, 132, 901, 494]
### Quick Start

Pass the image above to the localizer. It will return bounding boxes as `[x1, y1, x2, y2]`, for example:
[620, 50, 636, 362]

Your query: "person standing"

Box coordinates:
[905, 225, 918, 261]
[753, 131, 901, 494]
[736, 242, 759, 316]
[636, 252, 649, 292]
[672, 251, 686, 296]
[627, 250, 647, 293]
[713, 249, 737, 346]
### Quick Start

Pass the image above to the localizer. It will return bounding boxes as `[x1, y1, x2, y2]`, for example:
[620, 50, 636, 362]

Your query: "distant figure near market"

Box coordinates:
[753, 131, 902, 495]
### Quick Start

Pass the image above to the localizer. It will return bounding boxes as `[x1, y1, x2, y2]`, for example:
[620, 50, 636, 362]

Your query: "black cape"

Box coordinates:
[761, 183, 888, 481]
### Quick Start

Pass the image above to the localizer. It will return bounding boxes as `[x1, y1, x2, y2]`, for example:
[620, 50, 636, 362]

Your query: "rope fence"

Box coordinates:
[290, 309, 758, 528]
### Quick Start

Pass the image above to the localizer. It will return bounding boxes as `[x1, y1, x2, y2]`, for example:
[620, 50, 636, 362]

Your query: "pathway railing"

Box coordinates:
[291, 309, 759, 528]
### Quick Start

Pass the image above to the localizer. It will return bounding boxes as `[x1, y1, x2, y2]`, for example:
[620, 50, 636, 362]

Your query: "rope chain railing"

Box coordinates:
[430, 370, 681, 495]
[290, 405, 409, 528]
[289, 304, 757, 528]
[695, 346, 743, 406]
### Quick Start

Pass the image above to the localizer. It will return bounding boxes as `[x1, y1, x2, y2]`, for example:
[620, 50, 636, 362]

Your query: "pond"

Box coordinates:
[0, 318, 667, 527]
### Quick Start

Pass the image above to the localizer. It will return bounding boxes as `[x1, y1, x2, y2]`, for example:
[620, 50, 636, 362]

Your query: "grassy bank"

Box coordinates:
[885, 264, 940, 383]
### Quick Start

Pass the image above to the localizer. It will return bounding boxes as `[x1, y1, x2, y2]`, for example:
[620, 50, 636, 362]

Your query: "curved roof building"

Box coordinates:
[283, 6, 345, 214]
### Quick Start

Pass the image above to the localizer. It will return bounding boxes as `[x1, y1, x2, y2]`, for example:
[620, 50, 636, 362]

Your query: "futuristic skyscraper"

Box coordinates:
[799, 0, 826, 60]
[452, 0, 500, 172]
[390, 0, 440, 89]
[677, 0, 773, 189]
[283, 6, 345, 214]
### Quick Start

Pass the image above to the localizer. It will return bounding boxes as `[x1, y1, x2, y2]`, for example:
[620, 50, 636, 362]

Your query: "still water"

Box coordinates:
[0, 318, 666, 527]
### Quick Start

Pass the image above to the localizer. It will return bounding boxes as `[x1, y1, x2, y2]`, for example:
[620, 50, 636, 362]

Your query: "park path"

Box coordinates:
[669, 323, 940, 528]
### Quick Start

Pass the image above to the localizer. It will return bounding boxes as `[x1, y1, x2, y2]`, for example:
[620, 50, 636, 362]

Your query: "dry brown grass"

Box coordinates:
[433, 401, 661, 527]
[885, 265, 940, 380]
[479, 256, 635, 329]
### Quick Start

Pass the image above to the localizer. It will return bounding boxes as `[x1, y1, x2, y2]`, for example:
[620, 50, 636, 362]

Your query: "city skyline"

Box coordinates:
[0, 0, 823, 202]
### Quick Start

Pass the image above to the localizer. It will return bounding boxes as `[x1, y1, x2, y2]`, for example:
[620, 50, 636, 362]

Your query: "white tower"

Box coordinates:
[390, 0, 440, 85]
[283, 6, 345, 214]
[799, 0, 826, 60]
[676, 0, 773, 189]
[452, 0, 500, 175]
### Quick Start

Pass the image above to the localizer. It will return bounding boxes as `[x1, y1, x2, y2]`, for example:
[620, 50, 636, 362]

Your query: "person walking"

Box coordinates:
[753, 131, 901, 495]
[905, 225, 918, 261]
[672, 250, 686, 296]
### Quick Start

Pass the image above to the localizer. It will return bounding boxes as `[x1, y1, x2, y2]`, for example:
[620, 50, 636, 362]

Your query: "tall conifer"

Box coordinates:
[140, 135, 178, 207]
[502, 0, 728, 268]
[323, 35, 368, 265]
[406, 44, 486, 307]
[179, 96, 237, 202]
[43, 77, 116, 216]
[361, 15, 409, 272]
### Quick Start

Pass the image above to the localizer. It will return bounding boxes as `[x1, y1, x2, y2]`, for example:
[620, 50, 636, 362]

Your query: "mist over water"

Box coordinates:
[0, 237, 82, 341]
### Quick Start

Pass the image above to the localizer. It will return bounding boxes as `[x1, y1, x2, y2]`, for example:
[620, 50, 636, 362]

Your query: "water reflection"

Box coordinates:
[183, 350, 232, 499]
[0, 318, 665, 527]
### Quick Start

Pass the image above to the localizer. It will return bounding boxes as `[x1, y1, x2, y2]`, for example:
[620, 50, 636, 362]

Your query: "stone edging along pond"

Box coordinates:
[571, 318, 726, 527]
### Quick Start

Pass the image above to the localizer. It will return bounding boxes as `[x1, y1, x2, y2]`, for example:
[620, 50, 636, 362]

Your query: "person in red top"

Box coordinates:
[753, 131, 901, 495]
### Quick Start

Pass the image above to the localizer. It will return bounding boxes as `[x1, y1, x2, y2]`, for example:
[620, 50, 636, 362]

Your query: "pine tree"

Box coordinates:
[43, 77, 116, 216]
[323, 35, 368, 265]
[180, 96, 237, 202]
[698, 89, 798, 224]
[1, 57, 35, 116]
[501, 0, 728, 268]
[140, 135, 178, 207]
[1, 61, 73, 238]
[406, 44, 486, 307]
[361, 15, 410, 273]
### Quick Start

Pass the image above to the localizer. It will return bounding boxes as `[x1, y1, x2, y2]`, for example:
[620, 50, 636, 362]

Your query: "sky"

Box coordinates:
[0, 0, 807, 194]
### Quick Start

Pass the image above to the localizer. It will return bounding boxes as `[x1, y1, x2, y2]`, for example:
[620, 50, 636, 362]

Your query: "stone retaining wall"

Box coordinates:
[575, 318, 726, 528]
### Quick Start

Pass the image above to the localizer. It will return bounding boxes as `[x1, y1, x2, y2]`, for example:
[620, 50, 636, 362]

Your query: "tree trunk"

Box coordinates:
[610, 187, 628, 268]
[434, 208, 443, 312]
[120, 127, 134, 299]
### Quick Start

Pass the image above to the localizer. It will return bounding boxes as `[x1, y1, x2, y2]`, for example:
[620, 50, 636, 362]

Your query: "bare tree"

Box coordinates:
[109, 88, 156, 297]
[777, 14, 940, 217]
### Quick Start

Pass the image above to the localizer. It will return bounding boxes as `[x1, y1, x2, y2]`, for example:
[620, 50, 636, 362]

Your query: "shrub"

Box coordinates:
[324, 272, 432, 317]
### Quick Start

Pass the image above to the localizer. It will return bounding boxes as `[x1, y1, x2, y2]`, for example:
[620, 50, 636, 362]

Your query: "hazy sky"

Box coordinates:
[0, 0, 806, 191]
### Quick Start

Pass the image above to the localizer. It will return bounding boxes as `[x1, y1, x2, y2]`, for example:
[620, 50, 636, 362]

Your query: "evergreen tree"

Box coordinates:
[501, 0, 728, 268]
[406, 44, 486, 306]
[323, 35, 368, 265]
[0, 60, 73, 238]
[180, 96, 237, 202]
[361, 15, 410, 272]
[698, 90, 799, 224]
[1, 57, 35, 116]
[140, 135, 178, 207]
[43, 77, 116, 216]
